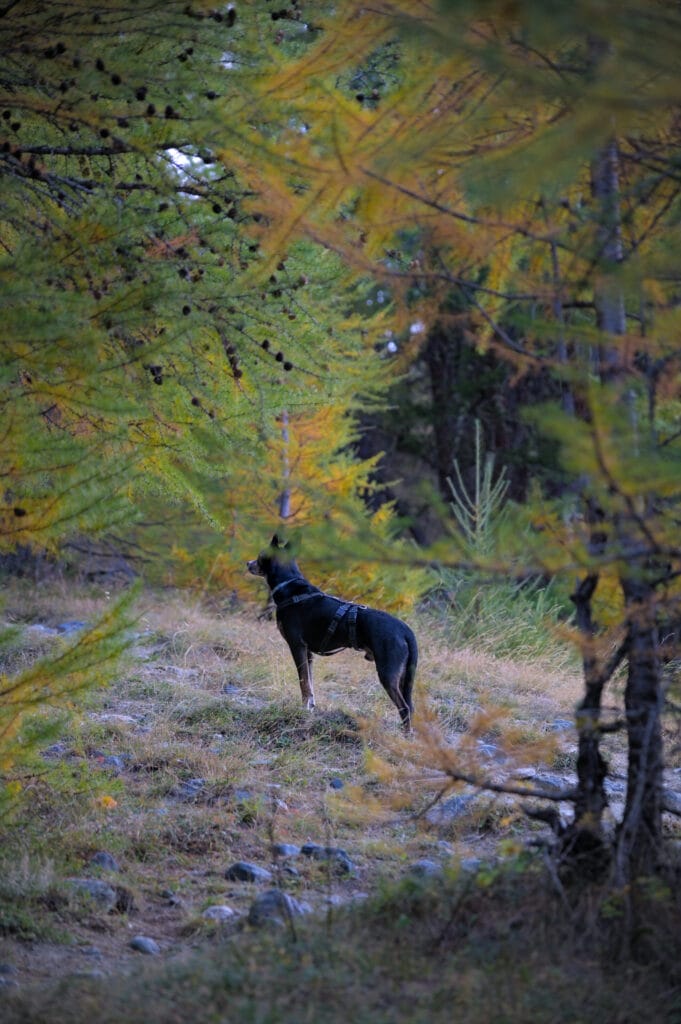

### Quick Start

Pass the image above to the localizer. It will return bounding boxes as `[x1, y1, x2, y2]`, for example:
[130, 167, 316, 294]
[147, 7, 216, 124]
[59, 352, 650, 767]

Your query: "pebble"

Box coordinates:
[407, 859, 443, 878]
[66, 879, 118, 910]
[129, 936, 160, 955]
[224, 861, 273, 883]
[202, 905, 237, 921]
[425, 793, 477, 826]
[550, 718, 574, 732]
[329, 777, 345, 790]
[301, 844, 355, 874]
[90, 851, 120, 872]
[42, 742, 69, 759]
[272, 843, 300, 859]
[57, 620, 89, 635]
[172, 778, 206, 801]
[24, 623, 58, 638]
[247, 889, 311, 928]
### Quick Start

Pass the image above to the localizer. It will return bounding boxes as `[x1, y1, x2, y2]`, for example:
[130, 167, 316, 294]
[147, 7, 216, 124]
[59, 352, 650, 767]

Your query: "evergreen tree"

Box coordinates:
[0, 1, 384, 554]
[241, 0, 681, 884]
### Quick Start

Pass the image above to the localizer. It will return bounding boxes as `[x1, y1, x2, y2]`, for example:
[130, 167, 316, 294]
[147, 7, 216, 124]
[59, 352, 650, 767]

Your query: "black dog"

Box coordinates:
[247, 536, 417, 729]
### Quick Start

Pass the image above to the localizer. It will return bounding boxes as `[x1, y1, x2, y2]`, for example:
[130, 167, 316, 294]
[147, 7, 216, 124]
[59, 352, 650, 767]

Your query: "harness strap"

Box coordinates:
[274, 591, 320, 610]
[319, 601, 351, 652]
[272, 587, 366, 653]
[347, 603, 359, 649]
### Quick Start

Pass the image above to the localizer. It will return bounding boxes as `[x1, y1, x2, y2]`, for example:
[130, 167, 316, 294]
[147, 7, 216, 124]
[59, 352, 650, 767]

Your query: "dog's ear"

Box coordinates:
[271, 533, 288, 550]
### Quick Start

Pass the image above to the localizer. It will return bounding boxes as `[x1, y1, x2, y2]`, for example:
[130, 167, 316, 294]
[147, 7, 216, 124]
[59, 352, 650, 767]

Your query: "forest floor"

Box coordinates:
[0, 580, 679, 1023]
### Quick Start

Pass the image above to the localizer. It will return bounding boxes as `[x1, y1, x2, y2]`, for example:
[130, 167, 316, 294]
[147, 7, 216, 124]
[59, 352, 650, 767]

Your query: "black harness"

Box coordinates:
[270, 580, 363, 654]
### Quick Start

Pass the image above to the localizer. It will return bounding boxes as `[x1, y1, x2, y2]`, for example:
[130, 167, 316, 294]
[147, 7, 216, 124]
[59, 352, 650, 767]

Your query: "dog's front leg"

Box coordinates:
[291, 644, 315, 710]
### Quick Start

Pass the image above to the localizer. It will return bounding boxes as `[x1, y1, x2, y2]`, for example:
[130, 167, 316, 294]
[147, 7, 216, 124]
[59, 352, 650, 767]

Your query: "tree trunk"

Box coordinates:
[615, 575, 664, 882]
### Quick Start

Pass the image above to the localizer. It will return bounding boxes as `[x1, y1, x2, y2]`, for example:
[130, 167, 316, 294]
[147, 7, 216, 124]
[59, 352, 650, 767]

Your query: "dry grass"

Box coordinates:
[1, 578, 677, 1021]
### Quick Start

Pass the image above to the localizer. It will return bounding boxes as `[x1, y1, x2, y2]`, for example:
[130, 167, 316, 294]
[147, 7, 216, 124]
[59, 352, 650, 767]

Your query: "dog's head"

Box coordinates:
[246, 534, 293, 579]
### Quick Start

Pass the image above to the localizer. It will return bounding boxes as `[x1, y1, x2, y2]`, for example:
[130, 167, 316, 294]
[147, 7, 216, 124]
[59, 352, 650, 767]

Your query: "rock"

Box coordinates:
[460, 857, 483, 873]
[94, 713, 138, 726]
[89, 851, 120, 872]
[172, 777, 206, 801]
[129, 936, 160, 955]
[662, 789, 681, 814]
[233, 788, 253, 803]
[80, 946, 103, 958]
[224, 861, 273, 883]
[533, 773, 572, 794]
[247, 889, 311, 928]
[407, 859, 443, 878]
[57, 620, 89, 635]
[102, 755, 128, 773]
[0, 963, 18, 976]
[272, 843, 300, 859]
[202, 905, 237, 922]
[66, 879, 118, 910]
[300, 844, 355, 873]
[329, 777, 345, 790]
[550, 718, 574, 732]
[477, 741, 505, 762]
[25, 623, 58, 638]
[42, 742, 69, 759]
[425, 793, 477, 826]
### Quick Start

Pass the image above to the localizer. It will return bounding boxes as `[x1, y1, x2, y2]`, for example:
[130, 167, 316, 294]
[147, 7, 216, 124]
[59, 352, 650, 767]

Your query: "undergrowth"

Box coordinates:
[4, 862, 681, 1024]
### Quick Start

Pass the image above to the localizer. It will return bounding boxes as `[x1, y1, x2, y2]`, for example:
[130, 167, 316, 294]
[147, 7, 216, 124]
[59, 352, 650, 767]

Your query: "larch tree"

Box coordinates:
[0, 2, 401, 789]
[232, 0, 681, 885]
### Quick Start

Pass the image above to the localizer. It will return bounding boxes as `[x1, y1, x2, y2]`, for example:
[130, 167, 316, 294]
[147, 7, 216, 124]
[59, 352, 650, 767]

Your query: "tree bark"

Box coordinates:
[615, 574, 664, 882]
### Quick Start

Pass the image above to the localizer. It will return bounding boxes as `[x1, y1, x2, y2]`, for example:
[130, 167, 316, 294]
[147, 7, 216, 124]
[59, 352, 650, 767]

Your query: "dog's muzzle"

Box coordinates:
[246, 559, 263, 576]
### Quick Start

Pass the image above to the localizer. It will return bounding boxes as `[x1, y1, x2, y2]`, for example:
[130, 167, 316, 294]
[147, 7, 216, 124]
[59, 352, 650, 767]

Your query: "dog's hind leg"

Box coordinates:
[372, 634, 413, 733]
[376, 644, 414, 731]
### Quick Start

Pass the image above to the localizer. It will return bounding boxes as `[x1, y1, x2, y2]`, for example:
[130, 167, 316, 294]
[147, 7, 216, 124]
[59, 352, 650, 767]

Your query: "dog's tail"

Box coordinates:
[401, 629, 418, 725]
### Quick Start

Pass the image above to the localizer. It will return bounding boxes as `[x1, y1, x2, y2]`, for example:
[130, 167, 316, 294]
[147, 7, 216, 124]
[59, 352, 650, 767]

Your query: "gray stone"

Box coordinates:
[425, 792, 477, 826]
[300, 844, 355, 873]
[550, 718, 574, 732]
[272, 843, 300, 859]
[25, 623, 58, 638]
[662, 789, 681, 814]
[533, 773, 572, 794]
[80, 946, 103, 958]
[224, 861, 273, 883]
[0, 964, 18, 976]
[202, 905, 237, 921]
[57, 620, 89, 635]
[173, 778, 206, 800]
[247, 889, 311, 928]
[407, 859, 443, 878]
[102, 755, 128, 772]
[129, 935, 160, 955]
[42, 742, 69, 759]
[460, 857, 483, 873]
[94, 713, 138, 725]
[477, 741, 505, 762]
[66, 879, 117, 910]
[90, 851, 120, 872]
